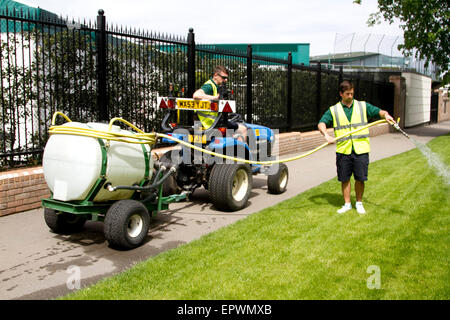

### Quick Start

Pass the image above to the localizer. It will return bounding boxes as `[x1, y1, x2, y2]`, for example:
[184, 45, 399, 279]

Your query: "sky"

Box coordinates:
[17, 0, 405, 56]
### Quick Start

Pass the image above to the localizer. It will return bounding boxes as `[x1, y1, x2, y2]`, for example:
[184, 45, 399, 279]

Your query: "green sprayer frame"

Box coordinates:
[41, 184, 187, 222]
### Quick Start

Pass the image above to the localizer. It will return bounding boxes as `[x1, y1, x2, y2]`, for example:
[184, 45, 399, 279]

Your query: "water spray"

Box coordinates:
[389, 118, 450, 186]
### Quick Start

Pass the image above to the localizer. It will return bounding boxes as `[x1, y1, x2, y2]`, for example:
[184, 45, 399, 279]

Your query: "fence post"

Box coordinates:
[287, 52, 293, 131]
[187, 28, 196, 98]
[96, 9, 108, 121]
[316, 62, 322, 122]
[246, 44, 252, 123]
[355, 71, 361, 97]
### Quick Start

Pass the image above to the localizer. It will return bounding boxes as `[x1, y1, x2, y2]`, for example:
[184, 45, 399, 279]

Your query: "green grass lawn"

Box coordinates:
[64, 134, 450, 300]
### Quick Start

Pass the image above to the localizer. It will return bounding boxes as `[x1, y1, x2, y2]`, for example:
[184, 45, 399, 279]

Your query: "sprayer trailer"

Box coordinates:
[41, 121, 185, 250]
[41, 95, 289, 250]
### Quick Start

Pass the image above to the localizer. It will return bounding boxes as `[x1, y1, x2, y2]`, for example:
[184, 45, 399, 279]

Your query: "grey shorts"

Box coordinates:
[336, 152, 369, 182]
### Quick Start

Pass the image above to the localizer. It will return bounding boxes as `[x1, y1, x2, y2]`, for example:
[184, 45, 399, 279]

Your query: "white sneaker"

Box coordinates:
[356, 202, 366, 214]
[337, 203, 352, 214]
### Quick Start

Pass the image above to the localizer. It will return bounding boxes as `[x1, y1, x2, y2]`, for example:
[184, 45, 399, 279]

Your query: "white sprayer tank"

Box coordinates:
[43, 122, 153, 202]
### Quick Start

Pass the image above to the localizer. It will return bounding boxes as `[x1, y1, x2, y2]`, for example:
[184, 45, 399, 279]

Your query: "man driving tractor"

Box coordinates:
[193, 65, 247, 141]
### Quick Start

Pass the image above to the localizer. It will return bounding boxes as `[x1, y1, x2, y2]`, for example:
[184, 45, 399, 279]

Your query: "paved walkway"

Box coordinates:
[0, 121, 448, 300]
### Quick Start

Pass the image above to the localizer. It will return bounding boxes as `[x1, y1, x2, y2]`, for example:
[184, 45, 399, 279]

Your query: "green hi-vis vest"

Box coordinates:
[196, 79, 219, 129]
[330, 100, 370, 155]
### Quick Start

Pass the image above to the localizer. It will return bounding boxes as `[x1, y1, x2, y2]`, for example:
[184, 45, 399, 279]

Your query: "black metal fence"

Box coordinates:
[0, 9, 394, 170]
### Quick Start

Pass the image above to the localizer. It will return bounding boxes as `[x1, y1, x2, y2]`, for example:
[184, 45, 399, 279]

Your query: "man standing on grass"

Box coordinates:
[318, 80, 394, 215]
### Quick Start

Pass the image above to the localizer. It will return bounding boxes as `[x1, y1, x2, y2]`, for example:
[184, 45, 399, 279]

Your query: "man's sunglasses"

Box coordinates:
[218, 74, 228, 80]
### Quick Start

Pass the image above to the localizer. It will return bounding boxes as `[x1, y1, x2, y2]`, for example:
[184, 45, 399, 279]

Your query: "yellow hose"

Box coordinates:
[51, 111, 72, 124]
[48, 112, 388, 165]
[50, 113, 157, 145]
[156, 119, 387, 165]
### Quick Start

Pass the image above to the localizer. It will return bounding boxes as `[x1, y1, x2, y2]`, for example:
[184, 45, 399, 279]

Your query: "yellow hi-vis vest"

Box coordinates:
[196, 79, 219, 129]
[330, 100, 370, 155]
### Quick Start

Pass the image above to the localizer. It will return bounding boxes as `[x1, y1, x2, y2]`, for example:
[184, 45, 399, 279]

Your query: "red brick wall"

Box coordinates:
[0, 167, 51, 216]
[0, 124, 389, 217]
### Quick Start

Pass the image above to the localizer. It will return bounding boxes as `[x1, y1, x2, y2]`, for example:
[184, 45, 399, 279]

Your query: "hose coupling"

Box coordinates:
[104, 183, 116, 192]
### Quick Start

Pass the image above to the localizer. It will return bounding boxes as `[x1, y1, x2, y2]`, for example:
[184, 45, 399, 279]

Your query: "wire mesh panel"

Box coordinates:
[340, 72, 394, 116]
[291, 67, 318, 130]
[321, 70, 340, 112]
[252, 57, 288, 129]
[358, 80, 394, 115]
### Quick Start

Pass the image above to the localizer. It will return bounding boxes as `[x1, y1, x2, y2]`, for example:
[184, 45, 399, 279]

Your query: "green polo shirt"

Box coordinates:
[200, 78, 218, 95]
[319, 100, 381, 127]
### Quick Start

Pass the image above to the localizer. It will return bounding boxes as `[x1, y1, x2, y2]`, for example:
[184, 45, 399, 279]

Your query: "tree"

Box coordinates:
[355, 0, 449, 84]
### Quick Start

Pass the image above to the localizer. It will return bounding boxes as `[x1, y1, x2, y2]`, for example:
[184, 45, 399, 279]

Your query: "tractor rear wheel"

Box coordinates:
[209, 163, 252, 211]
[267, 163, 289, 194]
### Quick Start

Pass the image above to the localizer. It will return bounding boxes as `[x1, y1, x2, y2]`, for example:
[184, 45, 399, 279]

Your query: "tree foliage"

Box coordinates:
[355, 0, 449, 84]
[1, 33, 35, 167]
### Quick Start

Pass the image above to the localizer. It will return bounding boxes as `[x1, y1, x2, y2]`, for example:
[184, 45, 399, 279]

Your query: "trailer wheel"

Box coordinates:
[209, 163, 252, 211]
[44, 208, 87, 234]
[267, 163, 289, 194]
[104, 200, 150, 250]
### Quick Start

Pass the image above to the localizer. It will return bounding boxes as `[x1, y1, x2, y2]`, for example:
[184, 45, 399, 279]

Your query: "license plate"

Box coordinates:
[188, 134, 207, 144]
[177, 99, 211, 110]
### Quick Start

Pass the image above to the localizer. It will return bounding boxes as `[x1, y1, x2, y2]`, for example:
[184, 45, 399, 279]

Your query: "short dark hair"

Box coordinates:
[214, 65, 228, 76]
[339, 80, 354, 93]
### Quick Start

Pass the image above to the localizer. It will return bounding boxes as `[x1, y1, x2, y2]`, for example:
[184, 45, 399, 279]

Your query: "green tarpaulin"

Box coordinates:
[0, 0, 64, 32]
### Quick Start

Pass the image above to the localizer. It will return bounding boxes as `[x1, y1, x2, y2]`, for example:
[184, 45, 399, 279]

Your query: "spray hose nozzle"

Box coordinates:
[391, 120, 410, 139]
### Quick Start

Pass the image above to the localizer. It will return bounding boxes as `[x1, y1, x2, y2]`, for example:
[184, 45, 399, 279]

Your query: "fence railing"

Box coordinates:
[0, 9, 394, 170]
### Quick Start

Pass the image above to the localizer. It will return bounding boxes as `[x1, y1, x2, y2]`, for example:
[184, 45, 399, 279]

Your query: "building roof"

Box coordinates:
[1, 0, 35, 15]
[208, 43, 310, 66]
[310, 51, 380, 63]
[212, 43, 309, 51]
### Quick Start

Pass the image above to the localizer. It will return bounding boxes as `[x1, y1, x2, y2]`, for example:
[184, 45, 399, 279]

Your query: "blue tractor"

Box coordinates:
[157, 96, 289, 211]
